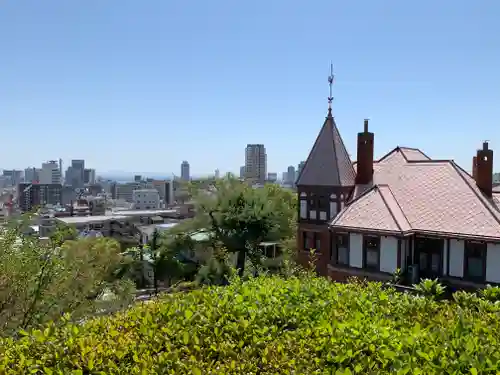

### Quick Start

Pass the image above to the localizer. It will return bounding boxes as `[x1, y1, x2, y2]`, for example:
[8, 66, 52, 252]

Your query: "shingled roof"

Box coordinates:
[296, 109, 356, 187]
[331, 147, 500, 240]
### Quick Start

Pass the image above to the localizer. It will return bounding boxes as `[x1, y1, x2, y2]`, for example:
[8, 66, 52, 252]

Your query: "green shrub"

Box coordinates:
[480, 284, 500, 302]
[2, 275, 500, 374]
[414, 278, 446, 299]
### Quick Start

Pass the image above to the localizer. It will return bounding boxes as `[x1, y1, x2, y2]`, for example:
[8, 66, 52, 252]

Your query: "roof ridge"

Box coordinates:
[375, 186, 402, 231]
[378, 184, 412, 231]
[377, 147, 401, 163]
[448, 161, 500, 226]
[331, 116, 355, 185]
[331, 116, 342, 188]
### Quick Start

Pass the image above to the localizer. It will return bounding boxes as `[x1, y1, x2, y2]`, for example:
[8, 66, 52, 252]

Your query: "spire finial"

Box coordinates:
[328, 63, 334, 110]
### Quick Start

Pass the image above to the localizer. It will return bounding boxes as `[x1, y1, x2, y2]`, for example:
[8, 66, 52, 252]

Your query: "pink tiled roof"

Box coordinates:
[296, 109, 356, 187]
[331, 185, 411, 234]
[331, 147, 500, 240]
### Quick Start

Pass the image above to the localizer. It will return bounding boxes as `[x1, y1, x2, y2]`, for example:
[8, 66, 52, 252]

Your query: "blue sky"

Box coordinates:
[1, 1, 499, 177]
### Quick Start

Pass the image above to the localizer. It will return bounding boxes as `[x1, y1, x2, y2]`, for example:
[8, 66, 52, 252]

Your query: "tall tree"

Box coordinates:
[192, 176, 297, 276]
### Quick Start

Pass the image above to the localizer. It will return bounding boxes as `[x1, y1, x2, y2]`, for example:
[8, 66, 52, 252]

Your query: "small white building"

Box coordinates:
[132, 189, 160, 210]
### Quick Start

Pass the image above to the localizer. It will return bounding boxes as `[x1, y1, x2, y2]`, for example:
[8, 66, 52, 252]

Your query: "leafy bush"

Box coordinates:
[480, 284, 500, 302]
[3, 275, 500, 374]
[414, 278, 446, 299]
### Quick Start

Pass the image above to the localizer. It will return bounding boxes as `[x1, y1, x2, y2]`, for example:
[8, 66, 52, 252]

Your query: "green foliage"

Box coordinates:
[0, 226, 135, 336]
[480, 284, 500, 302]
[413, 278, 446, 299]
[3, 275, 500, 374]
[391, 268, 403, 285]
[185, 176, 298, 276]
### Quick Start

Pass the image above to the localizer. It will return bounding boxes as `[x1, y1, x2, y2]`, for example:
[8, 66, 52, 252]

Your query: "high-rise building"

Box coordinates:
[66, 159, 85, 187]
[149, 180, 174, 207]
[286, 166, 296, 185]
[39, 161, 62, 184]
[18, 183, 62, 212]
[181, 161, 190, 181]
[214, 169, 220, 179]
[245, 144, 267, 183]
[83, 168, 96, 184]
[239, 166, 245, 179]
[297, 161, 306, 181]
[24, 167, 40, 183]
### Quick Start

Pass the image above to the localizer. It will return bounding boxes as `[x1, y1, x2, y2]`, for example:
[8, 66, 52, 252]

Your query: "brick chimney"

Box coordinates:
[355, 119, 374, 185]
[476, 142, 493, 197]
[472, 156, 478, 180]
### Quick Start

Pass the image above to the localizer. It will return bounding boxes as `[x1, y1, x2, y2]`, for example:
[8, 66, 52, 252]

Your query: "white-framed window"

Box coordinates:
[300, 200, 307, 218]
[330, 201, 337, 218]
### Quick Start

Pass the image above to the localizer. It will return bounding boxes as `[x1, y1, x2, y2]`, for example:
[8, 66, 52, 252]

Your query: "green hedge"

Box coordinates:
[2, 275, 500, 374]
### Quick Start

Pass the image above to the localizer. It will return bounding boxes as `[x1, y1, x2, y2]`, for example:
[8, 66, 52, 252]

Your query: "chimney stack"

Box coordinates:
[355, 119, 374, 185]
[472, 156, 478, 180]
[476, 141, 493, 197]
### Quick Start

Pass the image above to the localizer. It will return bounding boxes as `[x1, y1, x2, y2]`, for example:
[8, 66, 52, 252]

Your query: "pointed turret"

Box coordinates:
[296, 108, 356, 187]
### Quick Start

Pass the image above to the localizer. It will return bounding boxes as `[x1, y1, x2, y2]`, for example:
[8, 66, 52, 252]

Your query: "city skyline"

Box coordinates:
[1, 1, 499, 175]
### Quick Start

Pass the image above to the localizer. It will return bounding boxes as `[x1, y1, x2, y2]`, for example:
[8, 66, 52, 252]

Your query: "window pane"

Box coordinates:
[315, 238, 321, 251]
[431, 253, 440, 273]
[419, 252, 428, 271]
[338, 246, 349, 265]
[365, 237, 379, 249]
[309, 210, 317, 219]
[366, 249, 378, 267]
[467, 257, 484, 279]
[300, 200, 307, 219]
[330, 202, 337, 218]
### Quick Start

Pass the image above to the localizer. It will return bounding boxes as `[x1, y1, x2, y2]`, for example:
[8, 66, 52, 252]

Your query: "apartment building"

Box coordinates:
[39, 161, 62, 184]
[132, 189, 160, 210]
[245, 144, 267, 183]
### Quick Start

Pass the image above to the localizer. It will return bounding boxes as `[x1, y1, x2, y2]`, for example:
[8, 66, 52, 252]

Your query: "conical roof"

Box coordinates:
[296, 109, 356, 187]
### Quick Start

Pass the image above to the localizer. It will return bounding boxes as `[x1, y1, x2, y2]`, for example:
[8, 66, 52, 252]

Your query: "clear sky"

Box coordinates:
[1, 1, 499, 177]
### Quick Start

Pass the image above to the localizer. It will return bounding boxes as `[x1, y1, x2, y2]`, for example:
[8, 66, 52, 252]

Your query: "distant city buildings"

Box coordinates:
[297, 161, 306, 180]
[286, 165, 296, 185]
[18, 183, 62, 212]
[24, 167, 40, 183]
[181, 161, 190, 181]
[267, 172, 278, 183]
[245, 144, 267, 183]
[40, 161, 62, 185]
[215, 169, 220, 179]
[132, 189, 160, 210]
[65, 159, 85, 188]
[84, 168, 96, 185]
[240, 166, 245, 179]
[2, 169, 22, 186]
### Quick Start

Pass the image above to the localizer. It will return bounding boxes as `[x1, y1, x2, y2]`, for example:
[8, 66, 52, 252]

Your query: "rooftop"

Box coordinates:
[331, 147, 500, 240]
[56, 215, 129, 225]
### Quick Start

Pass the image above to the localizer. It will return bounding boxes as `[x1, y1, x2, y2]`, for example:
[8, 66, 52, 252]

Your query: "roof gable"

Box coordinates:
[296, 109, 355, 187]
[331, 185, 411, 234]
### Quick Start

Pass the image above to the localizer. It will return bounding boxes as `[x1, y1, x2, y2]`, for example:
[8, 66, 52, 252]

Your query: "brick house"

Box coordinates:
[296, 107, 500, 288]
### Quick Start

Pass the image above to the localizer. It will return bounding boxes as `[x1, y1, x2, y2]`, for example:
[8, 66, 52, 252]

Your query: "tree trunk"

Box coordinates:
[236, 249, 246, 277]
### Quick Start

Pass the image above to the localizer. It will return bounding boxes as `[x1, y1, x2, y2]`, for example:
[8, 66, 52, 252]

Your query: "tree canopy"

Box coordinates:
[183, 176, 297, 276]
